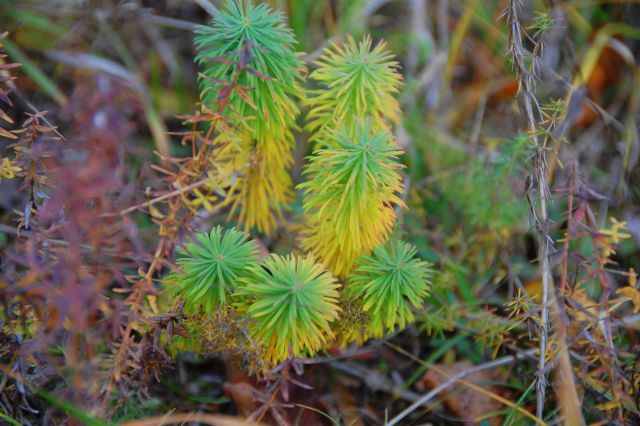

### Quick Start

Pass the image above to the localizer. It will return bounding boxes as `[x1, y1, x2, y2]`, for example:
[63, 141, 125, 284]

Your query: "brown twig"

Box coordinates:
[102, 43, 253, 411]
[103, 177, 211, 217]
[119, 413, 261, 426]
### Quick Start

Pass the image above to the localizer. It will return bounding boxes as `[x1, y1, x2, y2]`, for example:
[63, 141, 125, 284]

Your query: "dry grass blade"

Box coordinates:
[118, 413, 263, 426]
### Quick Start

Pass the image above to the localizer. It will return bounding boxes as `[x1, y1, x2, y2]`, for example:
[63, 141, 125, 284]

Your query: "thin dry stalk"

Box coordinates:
[503, 2, 583, 424]
[119, 413, 261, 426]
[102, 44, 251, 409]
[504, 1, 551, 419]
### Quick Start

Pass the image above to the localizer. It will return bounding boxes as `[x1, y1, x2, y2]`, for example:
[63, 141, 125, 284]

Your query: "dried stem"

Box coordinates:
[559, 162, 576, 297]
[102, 43, 250, 410]
[105, 177, 210, 217]
[504, 2, 585, 423]
[504, 1, 551, 419]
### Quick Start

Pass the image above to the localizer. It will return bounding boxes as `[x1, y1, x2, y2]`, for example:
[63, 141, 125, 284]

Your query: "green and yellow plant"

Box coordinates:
[166, 230, 341, 366]
[300, 120, 405, 276]
[235, 254, 340, 363]
[167, 226, 258, 314]
[168, 2, 433, 372]
[195, 0, 305, 234]
[344, 240, 432, 338]
[300, 34, 405, 277]
[305, 35, 403, 139]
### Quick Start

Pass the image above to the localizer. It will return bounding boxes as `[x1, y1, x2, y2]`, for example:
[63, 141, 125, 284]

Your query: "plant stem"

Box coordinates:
[505, 2, 584, 423]
[504, 1, 551, 420]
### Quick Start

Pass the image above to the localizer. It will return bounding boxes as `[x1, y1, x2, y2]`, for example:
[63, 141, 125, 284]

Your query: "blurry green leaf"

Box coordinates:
[36, 390, 109, 426]
[0, 412, 22, 426]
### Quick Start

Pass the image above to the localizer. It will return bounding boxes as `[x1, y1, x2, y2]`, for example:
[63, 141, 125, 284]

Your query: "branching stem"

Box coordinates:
[504, 1, 552, 420]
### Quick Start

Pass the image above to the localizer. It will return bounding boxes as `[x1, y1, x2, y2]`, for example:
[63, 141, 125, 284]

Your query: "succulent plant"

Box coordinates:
[183, 5, 428, 369]
[212, 123, 293, 233]
[345, 240, 432, 338]
[299, 120, 405, 276]
[305, 35, 403, 139]
[195, 0, 304, 143]
[194, 0, 305, 234]
[167, 226, 259, 313]
[235, 254, 340, 363]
